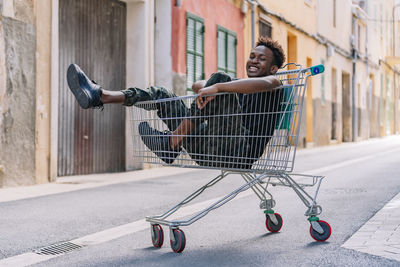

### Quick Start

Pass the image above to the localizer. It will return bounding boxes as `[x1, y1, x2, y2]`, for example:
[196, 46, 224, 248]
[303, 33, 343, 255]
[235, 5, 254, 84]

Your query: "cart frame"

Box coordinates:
[128, 63, 331, 252]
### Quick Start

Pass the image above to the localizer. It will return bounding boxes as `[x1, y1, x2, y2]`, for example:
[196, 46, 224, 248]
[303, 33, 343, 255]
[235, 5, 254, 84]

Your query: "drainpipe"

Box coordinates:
[393, 4, 400, 133]
[365, 0, 370, 138]
[351, 14, 357, 142]
[247, 0, 257, 47]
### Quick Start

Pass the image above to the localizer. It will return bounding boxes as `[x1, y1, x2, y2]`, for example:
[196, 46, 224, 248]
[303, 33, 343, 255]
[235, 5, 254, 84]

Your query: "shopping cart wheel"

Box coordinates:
[309, 220, 331, 242]
[151, 224, 164, 248]
[170, 229, 186, 253]
[265, 213, 283, 232]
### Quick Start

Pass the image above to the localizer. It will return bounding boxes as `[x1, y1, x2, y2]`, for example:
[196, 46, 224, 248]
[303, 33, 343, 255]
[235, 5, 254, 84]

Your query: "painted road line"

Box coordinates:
[0, 191, 253, 267]
[1, 146, 400, 266]
[302, 147, 400, 175]
[0, 139, 399, 204]
[342, 192, 400, 262]
[0, 253, 56, 267]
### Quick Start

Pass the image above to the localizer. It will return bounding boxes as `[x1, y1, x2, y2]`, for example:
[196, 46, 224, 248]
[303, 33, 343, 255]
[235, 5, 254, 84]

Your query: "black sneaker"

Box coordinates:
[67, 64, 103, 109]
[138, 122, 181, 164]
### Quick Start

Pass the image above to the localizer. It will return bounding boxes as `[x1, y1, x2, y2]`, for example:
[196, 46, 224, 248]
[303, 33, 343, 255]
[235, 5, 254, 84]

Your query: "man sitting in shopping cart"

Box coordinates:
[67, 37, 286, 169]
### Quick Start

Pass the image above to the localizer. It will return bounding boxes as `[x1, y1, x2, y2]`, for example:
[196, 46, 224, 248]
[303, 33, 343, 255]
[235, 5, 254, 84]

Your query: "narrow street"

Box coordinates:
[0, 136, 400, 266]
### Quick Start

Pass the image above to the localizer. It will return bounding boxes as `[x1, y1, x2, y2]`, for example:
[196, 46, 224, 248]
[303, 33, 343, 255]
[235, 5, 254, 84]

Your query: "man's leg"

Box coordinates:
[67, 63, 188, 130]
[101, 90, 125, 104]
[67, 63, 189, 164]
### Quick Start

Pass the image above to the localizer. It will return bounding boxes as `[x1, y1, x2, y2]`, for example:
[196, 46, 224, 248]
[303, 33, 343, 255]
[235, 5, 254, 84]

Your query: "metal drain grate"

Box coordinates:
[35, 242, 83, 255]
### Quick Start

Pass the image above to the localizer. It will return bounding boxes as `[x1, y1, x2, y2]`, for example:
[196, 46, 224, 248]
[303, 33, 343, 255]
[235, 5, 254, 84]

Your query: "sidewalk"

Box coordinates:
[342, 192, 400, 262]
[0, 167, 199, 203]
[0, 136, 399, 265]
[1, 135, 399, 203]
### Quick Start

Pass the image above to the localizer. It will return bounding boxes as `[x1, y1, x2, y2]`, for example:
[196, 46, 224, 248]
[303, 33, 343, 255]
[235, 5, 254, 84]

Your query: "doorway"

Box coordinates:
[342, 72, 351, 142]
[58, 0, 127, 176]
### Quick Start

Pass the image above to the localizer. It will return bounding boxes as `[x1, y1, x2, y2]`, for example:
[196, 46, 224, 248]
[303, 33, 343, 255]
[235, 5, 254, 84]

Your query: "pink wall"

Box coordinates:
[171, 0, 245, 79]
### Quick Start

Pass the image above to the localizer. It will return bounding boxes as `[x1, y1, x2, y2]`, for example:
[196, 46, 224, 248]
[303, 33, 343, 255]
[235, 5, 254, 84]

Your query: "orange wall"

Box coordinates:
[171, 0, 245, 79]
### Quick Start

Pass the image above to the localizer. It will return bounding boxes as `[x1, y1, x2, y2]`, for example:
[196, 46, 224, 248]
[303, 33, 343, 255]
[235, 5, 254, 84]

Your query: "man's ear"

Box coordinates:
[270, 65, 279, 74]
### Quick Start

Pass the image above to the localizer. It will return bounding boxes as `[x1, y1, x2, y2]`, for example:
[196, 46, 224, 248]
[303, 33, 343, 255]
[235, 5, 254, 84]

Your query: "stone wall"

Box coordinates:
[313, 99, 332, 146]
[0, 0, 36, 186]
[369, 95, 380, 137]
[172, 72, 186, 96]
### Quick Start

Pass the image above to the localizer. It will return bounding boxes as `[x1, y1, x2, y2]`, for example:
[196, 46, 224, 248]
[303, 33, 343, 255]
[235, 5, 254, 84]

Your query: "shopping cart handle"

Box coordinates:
[309, 65, 325, 76]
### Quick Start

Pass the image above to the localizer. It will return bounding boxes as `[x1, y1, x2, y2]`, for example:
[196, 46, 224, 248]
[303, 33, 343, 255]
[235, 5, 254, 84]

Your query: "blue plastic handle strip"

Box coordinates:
[310, 65, 325, 76]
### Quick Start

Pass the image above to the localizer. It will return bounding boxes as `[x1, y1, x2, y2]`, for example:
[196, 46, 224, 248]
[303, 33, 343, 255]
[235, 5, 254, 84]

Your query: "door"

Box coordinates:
[58, 0, 126, 176]
[342, 72, 351, 142]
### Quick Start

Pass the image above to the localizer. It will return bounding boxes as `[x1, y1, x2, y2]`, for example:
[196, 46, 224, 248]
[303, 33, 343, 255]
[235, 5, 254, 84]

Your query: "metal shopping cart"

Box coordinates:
[129, 64, 330, 253]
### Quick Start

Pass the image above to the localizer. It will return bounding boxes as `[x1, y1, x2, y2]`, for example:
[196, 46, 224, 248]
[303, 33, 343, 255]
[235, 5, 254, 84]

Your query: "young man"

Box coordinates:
[67, 37, 286, 169]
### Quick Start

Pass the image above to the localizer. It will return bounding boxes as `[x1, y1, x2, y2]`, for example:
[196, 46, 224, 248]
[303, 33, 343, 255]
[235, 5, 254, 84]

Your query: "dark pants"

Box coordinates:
[123, 72, 254, 169]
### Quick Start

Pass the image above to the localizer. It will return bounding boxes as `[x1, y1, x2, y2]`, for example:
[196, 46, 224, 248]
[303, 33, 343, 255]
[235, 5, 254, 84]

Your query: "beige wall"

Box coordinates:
[242, 0, 399, 145]
[34, 0, 52, 184]
[0, 0, 37, 186]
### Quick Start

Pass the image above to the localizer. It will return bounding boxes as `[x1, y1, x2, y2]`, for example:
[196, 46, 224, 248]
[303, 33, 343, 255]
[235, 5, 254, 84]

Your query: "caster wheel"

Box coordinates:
[266, 213, 283, 233]
[151, 224, 164, 248]
[310, 220, 331, 242]
[170, 229, 186, 253]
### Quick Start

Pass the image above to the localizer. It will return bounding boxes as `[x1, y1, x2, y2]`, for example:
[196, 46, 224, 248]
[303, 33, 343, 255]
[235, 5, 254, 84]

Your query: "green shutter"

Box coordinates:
[227, 34, 236, 77]
[186, 13, 204, 92]
[217, 26, 237, 78]
[217, 30, 226, 71]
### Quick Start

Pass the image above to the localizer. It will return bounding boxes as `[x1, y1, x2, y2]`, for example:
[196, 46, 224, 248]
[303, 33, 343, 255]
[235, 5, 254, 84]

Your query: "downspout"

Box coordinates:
[393, 4, 400, 133]
[248, 0, 257, 47]
[351, 4, 368, 141]
[365, 0, 370, 138]
[395, 67, 398, 134]
[351, 14, 357, 141]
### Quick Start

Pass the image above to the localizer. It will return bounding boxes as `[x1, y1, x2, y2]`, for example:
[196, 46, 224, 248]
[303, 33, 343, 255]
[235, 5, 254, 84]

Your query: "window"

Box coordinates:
[217, 26, 237, 78]
[259, 20, 272, 38]
[333, 0, 336, 27]
[186, 13, 205, 92]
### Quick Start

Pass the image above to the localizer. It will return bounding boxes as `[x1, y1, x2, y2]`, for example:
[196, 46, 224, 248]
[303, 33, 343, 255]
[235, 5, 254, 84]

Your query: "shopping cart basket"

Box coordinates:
[129, 63, 330, 253]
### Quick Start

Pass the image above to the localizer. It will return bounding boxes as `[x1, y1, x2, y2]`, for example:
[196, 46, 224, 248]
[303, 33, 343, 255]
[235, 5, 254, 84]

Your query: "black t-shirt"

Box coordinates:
[236, 80, 282, 160]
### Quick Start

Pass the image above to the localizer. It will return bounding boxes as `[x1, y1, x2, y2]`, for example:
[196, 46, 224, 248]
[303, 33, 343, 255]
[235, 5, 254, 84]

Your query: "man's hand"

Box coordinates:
[192, 80, 207, 93]
[196, 84, 219, 109]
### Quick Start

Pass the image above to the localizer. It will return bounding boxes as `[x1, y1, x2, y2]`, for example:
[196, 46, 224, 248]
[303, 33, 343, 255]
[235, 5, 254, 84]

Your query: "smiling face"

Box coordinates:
[246, 45, 277, 77]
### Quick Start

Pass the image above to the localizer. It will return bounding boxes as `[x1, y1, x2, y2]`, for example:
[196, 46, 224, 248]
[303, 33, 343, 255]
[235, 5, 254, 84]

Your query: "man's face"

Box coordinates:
[246, 45, 275, 77]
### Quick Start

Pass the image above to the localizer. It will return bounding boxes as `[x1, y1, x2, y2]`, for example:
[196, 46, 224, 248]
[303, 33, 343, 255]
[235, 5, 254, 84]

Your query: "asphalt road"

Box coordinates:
[1, 136, 400, 266]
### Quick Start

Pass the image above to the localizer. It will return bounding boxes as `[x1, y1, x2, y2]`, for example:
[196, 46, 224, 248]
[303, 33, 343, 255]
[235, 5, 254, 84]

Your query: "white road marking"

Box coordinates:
[0, 191, 252, 267]
[1, 146, 400, 266]
[0, 253, 56, 267]
[302, 147, 400, 175]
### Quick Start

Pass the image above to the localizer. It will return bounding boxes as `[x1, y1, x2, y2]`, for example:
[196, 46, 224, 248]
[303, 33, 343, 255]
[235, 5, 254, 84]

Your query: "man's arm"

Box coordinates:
[216, 76, 280, 94]
[196, 76, 280, 109]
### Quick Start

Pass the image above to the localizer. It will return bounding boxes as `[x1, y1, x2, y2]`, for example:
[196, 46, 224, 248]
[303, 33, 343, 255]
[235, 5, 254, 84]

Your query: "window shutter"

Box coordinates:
[259, 20, 272, 38]
[186, 13, 204, 92]
[217, 26, 237, 78]
[227, 34, 236, 77]
[217, 30, 226, 70]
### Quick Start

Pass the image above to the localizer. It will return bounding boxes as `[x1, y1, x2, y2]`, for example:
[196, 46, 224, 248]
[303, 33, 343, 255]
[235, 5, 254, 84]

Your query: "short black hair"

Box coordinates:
[256, 37, 286, 68]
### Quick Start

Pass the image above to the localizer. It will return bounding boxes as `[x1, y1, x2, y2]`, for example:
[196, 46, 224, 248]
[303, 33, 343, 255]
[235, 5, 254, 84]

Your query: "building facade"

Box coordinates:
[0, 0, 399, 187]
[242, 0, 400, 147]
[0, 0, 158, 186]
